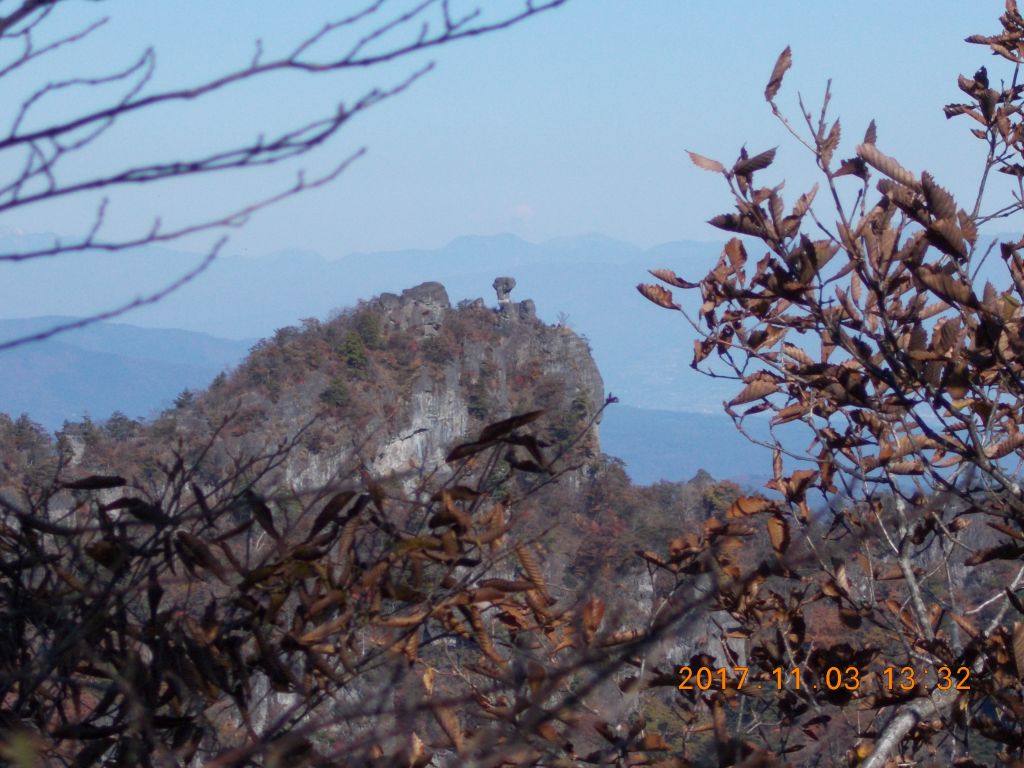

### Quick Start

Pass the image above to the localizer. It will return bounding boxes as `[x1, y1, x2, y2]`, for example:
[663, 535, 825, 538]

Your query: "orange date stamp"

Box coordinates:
[677, 665, 971, 692]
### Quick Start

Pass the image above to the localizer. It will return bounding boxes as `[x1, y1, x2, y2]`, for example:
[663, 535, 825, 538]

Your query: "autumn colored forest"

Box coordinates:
[5, 2, 1024, 768]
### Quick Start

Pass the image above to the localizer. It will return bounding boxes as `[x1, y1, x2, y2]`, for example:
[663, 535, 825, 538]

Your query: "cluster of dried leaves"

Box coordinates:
[639, 3, 1024, 766]
[1, 404, 713, 767]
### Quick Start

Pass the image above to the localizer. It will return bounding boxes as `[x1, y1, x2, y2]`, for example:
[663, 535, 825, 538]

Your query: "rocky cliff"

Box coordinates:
[0, 274, 766, 762]
[347, 280, 604, 484]
[177, 278, 606, 493]
[42, 280, 602, 511]
[44, 279, 744, 594]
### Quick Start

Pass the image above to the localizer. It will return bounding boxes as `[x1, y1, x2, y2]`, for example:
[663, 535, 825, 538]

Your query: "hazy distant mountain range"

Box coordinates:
[0, 317, 254, 430]
[600, 405, 778, 486]
[0, 232, 790, 483]
[0, 231, 735, 412]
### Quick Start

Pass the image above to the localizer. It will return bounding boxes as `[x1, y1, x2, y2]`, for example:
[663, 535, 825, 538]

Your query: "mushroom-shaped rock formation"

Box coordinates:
[493, 276, 516, 305]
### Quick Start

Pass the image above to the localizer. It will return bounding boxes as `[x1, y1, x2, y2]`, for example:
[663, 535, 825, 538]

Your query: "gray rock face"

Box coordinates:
[376, 281, 450, 336]
[403, 281, 449, 306]
[288, 280, 604, 490]
[368, 284, 602, 480]
[493, 276, 516, 303]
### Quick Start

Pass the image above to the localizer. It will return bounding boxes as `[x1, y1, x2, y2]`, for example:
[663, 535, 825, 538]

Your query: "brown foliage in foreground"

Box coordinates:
[0, 406, 646, 766]
[639, 4, 1024, 766]
[3, 379, 775, 767]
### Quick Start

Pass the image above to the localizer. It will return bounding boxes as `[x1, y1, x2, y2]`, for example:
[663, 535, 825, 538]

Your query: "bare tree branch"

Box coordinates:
[0, 0, 568, 349]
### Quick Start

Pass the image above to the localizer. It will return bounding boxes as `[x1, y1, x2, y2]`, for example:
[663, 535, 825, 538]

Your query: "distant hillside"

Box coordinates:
[0, 316, 253, 367]
[0, 284, 751, 751]
[1, 233, 794, 482]
[600, 405, 776, 486]
[0, 317, 253, 429]
[39, 281, 615, 537]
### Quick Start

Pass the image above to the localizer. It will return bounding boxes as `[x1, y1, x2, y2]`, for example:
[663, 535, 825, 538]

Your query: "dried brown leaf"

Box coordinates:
[856, 142, 919, 189]
[729, 373, 781, 406]
[821, 121, 841, 167]
[307, 490, 357, 541]
[959, 210, 979, 244]
[726, 496, 772, 518]
[965, 542, 1024, 565]
[62, 475, 127, 490]
[649, 268, 699, 289]
[916, 265, 976, 305]
[791, 183, 819, 220]
[734, 147, 777, 176]
[637, 283, 680, 310]
[985, 433, 1024, 459]
[687, 151, 726, 173]
[724, 237, 747, 274]
[767, 514, 790, 556]
[708, 212, 764, 236]
[863, 119, 877, 145]
[243, 489, 279, 540]
[834, 157, 868, 179]
[772, 402, 808, 425]
[516, 544, 546, 589]
[921, 171, 958, 220]
[927, 218, 967, 260]
[951, 612, 980, 638]
[174, 532, 226, 582]
[479, 410, 545, 442]
[764, 46, 792, 102]
[428, 708, 462, 755]
[932, 318, 961, 355]
[781, 342, 814, 366]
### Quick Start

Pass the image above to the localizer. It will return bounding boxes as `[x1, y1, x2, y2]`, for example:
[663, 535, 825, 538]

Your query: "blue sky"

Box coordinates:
[0, 1, 1011, 258]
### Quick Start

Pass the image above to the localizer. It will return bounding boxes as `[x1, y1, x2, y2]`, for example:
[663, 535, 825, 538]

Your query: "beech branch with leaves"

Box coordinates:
[640, 3, 1024, 766]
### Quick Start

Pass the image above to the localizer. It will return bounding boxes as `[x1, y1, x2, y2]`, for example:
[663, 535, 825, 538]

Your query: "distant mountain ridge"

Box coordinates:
[0, 317, 253, 429]
[0, 232, 733, 413]
[0, 316, 254, 367]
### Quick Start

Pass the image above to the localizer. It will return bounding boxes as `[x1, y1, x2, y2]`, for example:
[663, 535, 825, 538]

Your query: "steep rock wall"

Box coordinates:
[215, 280, 606, 491]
